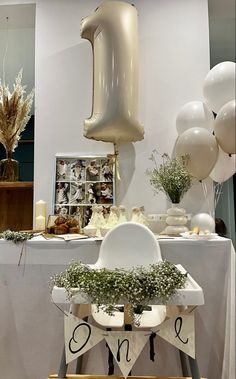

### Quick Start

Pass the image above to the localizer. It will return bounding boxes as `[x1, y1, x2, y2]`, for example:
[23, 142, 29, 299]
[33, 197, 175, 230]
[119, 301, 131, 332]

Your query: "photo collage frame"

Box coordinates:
[53, 155, 115, 228]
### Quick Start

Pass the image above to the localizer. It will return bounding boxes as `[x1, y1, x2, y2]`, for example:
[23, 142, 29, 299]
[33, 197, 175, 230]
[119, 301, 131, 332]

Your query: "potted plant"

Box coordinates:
[147, 150, 193, 235]
[147, 150, 192, 204]
[0, 70, 34, 181]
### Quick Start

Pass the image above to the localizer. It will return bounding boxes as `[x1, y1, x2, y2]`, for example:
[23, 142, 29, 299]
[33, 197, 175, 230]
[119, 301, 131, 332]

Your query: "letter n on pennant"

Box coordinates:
[105, 331, 149, 378]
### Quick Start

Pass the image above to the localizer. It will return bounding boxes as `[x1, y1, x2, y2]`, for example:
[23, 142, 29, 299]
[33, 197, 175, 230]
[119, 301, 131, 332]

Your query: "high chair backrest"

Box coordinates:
[95, 222, 162, 270]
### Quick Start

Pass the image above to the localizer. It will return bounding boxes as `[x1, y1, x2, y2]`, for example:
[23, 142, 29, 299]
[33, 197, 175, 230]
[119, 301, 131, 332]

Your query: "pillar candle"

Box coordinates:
[36, 200, 47, 218]
[35, 215, 46, 231]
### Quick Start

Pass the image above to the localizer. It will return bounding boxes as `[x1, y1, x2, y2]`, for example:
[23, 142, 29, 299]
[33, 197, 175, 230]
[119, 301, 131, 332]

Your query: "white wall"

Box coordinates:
[0, 27, 34, 98]
[34, 0, 212, 217]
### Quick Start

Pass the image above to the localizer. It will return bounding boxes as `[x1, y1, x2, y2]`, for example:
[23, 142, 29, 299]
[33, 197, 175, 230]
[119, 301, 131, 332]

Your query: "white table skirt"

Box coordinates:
[0, 236, 235, 379]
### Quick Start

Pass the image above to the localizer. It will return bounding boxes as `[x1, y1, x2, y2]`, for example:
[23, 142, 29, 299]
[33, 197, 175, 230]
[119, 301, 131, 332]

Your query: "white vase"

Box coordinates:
[163, 204, 188, 236]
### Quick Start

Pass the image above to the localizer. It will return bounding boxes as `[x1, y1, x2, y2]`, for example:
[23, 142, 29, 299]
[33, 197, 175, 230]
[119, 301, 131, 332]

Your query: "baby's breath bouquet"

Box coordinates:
[51, 260, 187, 325]
[0, 70, 34, 181]
[0, 230, 34, 244]
[147, 150, 192, 204]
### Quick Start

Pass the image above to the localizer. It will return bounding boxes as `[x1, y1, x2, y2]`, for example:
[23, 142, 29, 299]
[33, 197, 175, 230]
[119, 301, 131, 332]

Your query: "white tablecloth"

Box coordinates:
[0, 236, 235, 379]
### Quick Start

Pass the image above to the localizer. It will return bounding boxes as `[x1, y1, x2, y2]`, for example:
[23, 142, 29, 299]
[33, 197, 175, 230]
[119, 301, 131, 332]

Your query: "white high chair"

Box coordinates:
[90, 221, 167, 328]
[51, 222, 204, 379]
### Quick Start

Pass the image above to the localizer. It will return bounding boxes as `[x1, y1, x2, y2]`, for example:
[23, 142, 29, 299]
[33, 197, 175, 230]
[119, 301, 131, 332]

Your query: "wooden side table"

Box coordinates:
[0, 182, 33, 231]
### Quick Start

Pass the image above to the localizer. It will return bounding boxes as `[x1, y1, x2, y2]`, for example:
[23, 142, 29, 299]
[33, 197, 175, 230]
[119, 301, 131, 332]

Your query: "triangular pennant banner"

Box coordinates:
[105, 331, 149, 378]
[64, 313, 105, 364]
[155, 313, 195, 358]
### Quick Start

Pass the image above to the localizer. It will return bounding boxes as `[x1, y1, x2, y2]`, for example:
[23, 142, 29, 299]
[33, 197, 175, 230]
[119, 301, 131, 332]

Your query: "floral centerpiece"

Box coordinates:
[0, 70, 34, 181]
[51, 260, 187, 325]
[147, 150, 192, 204]
[147, 150, 193, 235]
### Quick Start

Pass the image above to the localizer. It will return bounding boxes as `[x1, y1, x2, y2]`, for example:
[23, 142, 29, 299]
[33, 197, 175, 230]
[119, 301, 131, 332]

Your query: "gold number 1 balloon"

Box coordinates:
[81, 1, 144, 143]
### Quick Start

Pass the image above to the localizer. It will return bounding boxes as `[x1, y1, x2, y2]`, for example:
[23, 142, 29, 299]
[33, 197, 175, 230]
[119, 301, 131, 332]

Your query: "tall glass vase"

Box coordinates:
[163, 203, 188, 236]
[0, 150, 19, 182]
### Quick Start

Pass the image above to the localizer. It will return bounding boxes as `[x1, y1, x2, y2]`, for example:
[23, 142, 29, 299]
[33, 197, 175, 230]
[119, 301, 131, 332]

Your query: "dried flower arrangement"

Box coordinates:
[51, 260, 187, 324]
[0, 70, 34, 181]
[147, 150, 192, 204]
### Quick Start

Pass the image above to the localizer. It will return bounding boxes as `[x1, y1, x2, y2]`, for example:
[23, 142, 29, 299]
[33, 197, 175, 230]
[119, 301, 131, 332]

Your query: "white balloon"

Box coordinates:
[214, 99, 236, 155]
[191, 213, 215, 233]
[176, 101, 214, 135]
[81, 1, 144, 143]
[203, 61, 235, 113]
[210, 147, 236, 183]
[175, 127, 219, 181]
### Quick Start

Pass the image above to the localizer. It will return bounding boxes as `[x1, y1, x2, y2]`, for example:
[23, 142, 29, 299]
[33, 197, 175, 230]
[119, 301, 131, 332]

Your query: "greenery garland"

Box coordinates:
[0, 230, 34, 244]
[51, 260, 187, 324]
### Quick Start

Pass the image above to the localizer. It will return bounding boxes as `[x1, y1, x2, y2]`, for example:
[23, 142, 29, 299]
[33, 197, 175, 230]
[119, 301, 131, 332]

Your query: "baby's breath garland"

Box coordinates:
[147, 150, 192, 204]
[0, 230, 34, 244]
[51, 260, 187, 324]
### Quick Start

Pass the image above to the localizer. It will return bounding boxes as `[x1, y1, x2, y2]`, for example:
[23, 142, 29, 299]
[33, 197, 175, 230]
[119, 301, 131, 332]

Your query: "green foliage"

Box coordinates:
[0, 229, 34, 243]
[147, 150, 192, 204]
[51, 260, 187, 324]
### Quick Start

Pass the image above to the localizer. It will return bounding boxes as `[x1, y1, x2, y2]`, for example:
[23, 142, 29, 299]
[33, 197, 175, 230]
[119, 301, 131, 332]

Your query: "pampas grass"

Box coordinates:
[0, 69, 34, 154]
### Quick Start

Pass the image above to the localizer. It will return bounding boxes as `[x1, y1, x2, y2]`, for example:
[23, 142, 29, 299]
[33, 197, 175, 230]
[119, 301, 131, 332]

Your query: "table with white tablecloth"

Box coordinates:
[0, 236, 235, 379]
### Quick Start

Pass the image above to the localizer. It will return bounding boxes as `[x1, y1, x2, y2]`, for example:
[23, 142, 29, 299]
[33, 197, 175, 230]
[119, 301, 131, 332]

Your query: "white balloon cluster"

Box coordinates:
[175, 61, 236, 183]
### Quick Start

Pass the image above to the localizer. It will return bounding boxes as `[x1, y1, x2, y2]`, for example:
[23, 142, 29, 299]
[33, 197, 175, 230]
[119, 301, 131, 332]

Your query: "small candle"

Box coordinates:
[36, 200, 47, 218]
[35, 215, 46, 231]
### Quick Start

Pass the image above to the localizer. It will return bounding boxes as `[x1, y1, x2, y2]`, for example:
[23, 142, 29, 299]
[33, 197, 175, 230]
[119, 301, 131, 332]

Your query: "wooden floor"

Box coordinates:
[49, 375, 207, 379]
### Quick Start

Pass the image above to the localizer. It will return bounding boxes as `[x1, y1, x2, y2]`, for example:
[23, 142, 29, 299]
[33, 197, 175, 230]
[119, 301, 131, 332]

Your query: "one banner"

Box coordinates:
[105, 331, 149, 378]
[64, 313, 105, 364]
[155, 314, 195, 358]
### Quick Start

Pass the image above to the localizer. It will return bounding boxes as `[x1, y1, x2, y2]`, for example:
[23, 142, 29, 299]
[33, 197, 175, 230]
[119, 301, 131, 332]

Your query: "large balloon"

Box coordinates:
[214, 99, 236, 155]
[175, 127, 219, 181]
[80, 1, 144, 143]
[203, 61, 235, 113]
[176, 101, 214, 135]
[210, 147, 236, 183]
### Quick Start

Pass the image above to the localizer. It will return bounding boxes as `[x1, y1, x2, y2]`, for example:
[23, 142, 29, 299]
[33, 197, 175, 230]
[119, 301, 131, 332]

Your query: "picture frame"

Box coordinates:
[53, 154, 115, 228]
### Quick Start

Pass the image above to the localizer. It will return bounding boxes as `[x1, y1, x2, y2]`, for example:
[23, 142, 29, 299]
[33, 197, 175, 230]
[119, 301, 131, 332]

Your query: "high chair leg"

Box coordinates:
[75, 355, 83, 374]
[58, 304, 81, 378]
[188, 356, 200, 379]
[58, 345, 68, 379]
[179, 350, 189, 377]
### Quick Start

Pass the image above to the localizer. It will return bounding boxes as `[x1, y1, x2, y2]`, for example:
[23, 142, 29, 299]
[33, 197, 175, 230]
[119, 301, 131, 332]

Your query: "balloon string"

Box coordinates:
[201, 181, 213, 217]
[51, 296, 69, 317]
[113, 143, 121, 181]
[17, 241, 27, 276]
[214, 182, 223, 208]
